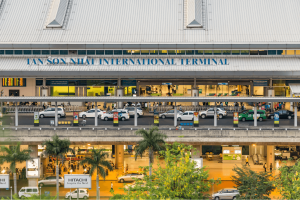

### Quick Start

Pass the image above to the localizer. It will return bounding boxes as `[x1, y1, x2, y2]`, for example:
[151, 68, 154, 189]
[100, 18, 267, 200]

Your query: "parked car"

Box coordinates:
[124, 181, 146, 190]
[199, 108, 227, 119]
[18, 187, 39, 198]
[125, 107, 144, 117]
[38, 176, 64, 187]
[39, 107, 65, 118]
[79, 109, 104, 118]
[212, 188, 239, 200]
[177, 111, 195, 121]
[101, 109, 130, 121]
[118, 173, 144, 183]
[267, 110, 294, 119]
[239, 110, 267, 121]
[159, 110, 183, 119]
[65, 189, 89, 199]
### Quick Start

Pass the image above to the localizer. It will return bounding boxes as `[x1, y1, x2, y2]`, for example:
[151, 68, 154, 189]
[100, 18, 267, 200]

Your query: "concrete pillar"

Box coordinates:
[254, 103, 257, 127]
[117, 88, 124, 109]
[115, 145, 124, 169]
[266, 145, 275, 171]
[28, 145, 38, 187]
[290, 92, 293, 111]
[214, 106, 217, 127]
[95, 103, 98, 127]
[192, 88, 199, 106]
[294, 103, 297, 127]
[191, 145, 202, 158]
[55, 102, 58, 127]
[134, 104, 137, 126]
[15, 106, 18, 127]
[174, 102, 177, 127]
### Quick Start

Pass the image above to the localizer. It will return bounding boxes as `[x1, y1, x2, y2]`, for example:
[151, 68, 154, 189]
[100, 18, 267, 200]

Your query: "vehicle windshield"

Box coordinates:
[243, 111, 248, 114]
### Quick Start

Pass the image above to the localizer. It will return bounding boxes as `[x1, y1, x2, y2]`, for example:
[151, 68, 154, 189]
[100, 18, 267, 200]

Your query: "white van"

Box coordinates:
[18, 187, 39, 198]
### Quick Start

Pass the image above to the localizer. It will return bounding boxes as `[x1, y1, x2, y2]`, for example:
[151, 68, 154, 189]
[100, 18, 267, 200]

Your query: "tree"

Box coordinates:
[112, 143, 219, 199]
[43, 134, 74, 200]
[0, 142, 32, 194]
[275, 160, 300, 199]
[134, 126, 166, 177]
[231, 165, 275, 199]
[81, 149, 113, 200]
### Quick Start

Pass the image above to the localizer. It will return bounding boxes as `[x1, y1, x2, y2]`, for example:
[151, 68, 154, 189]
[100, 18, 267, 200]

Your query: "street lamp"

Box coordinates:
[39, 187, 42, 200]
[98, 187, 100, 200]
[10, 186, 12, 200]
[1, 169, 5, 174]
[69, 169, 72, 200]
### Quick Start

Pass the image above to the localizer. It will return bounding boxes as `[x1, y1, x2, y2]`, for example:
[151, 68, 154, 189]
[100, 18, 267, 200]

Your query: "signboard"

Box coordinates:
[253, 80, 268, 86]
[26, 158, 40, 178]
[64, 174, 91, 189]
[274, 112, 279, 127]
[2, 78, 26, 87]
[223, 154, 241, 161]
[34, 112, 39, 126]
[162, 83, 172, 85]
[73, 112, 79, 126]
[113, 112, 119, 126]
[49, 80, 69, 86]
[233, 112, 239, 127]
[199, 89, 202, 94]
[193, 112, 199, 127]
[154, 112, 159, 126]
[218, 83, 228, 85]
[0, 174, 9, 188]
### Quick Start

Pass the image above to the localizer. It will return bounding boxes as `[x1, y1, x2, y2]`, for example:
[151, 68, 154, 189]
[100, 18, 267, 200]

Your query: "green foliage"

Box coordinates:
[158, 142, 185, 159]
[0, 142, 32, 173]
[111, 143, 219, 199]
[80, 148, 113, 180]
[231, 165, 275, 199]
[1, 194, 56, 200]
[276, 160, 300, 199]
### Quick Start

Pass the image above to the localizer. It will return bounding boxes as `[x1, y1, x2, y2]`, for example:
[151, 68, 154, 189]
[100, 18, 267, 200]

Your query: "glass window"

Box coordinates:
[168, 50, 176, 55]
[42, 50, 50, 55]
[241, 50, 249, 55]
[33, 50, 41, 55]
[150, 50, 158, 55]
[296, 50, 300, 55]
[222, 50, 231, 55]
[0, 50, 4, 55]
[20, 189, 25, 192]
[14, 50, 22, 55]
[250, 50, 258, 55]
[5, 50, 13, 55]
[232, 50, 240, 55]
[183, 113, 188, 115]
[27, 189, 33, 192]
[285, 50, 295, 55]
[159, 50, 167, 55]
[213, 50, 222, 55]
[131, 50, 140, 55]
[195, 50, 203, 55]
[105, 50, 113, 55]
[277, 50, 284, 55]
[87, 50, 95, 55]
[114, 50, 122, 55]
[60, 50, 68, 55]
[96, 50, 104, 55]
[258, 50, 267, 55]
[33, 189, 38, 192]
[24, 50, 32, 55]
[186, 50, 194, 55]
[268, 50, 276, 55]
[177, 50, 185, 55]
[51, 50, 59, 55]
[78, 50, 86, 55]
[204, 50, 212, 55]
[123, 50, 131, 55]
[141, 50, 149, 55]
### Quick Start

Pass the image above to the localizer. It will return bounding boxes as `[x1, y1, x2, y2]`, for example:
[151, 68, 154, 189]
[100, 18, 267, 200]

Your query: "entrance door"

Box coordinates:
[9, 90, 19, 96]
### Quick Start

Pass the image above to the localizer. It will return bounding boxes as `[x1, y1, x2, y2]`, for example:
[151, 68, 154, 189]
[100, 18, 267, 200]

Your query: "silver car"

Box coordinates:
[199, 108, 227, 119]
[38, 176, 64, 187]
[212, 188, 239, 200]
[118, 173, 144, 183]
[159, 110, 183, 119]
[39, 107, 65, 118]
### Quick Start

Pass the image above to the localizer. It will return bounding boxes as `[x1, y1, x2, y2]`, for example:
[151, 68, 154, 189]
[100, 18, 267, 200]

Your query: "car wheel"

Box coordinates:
[201, 115, 206, 119]
[242, 117, 246, 122]
[178, 117, 181, 121]
[58, 114, 61, 118]
[40, 115, 44, 118]
[214, 197, 219, 200]
[259, 117, 263, 122]
[233, 197, 236, 200]
[122, 117, 125, 121]
[288, 116, 292, 119]
[58, 182, 61, 187]
[39, 183, 44, 187]
[270, 115, 274, 119]
[104, 117, 108, 121]
[83, 196, 88, 199]
[219, 114, 223, 119]
[120, 179, 124, 183]
[161, 115, 166, 119]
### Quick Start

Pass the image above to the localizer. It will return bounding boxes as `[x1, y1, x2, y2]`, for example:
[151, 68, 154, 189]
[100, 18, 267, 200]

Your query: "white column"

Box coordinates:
[117, 88, 124, 109]
[267, 145, 275, 170]
[55, 102, 58, 127]
[174, 102, 177, 127]
[254, 102, 257, 127]
[290, 92, 293, 111]
[134, 104, 137, 126]
[214, 106, 217, 127]
[294, 103, 297, 127]
[15, 106, 18, 127]
[95, 102, 98, 127]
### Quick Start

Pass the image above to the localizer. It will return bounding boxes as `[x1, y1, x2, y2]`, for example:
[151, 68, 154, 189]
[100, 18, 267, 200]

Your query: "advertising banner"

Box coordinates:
[0, 174, 9, 189]
[233, 112, 239, 127]
[73, 112, 79, 126]
[64, 174, 91, 189]
[113, 112, 119, 126]
[154, 112, 159, 126]
[34, 112, 39, 126]
[26, 158, 40, 178]
[274, 112, 279, 127]
[223, 154, 241, 161]
[193, 112, 199, 127]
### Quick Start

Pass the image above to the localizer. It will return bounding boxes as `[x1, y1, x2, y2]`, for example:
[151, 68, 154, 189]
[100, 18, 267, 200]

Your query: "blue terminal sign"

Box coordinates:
[27, 58, 229, 66]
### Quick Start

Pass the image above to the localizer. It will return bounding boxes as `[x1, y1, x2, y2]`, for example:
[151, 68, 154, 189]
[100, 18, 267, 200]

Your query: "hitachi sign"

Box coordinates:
[27, 58, 229, 66]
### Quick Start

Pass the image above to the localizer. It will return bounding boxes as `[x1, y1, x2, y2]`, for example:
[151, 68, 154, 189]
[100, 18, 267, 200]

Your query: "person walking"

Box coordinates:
[270, 163, 273, 172]
[263, 163, 267, 172]
[110, 182, 114, 192]
[245, 156, 250, 166]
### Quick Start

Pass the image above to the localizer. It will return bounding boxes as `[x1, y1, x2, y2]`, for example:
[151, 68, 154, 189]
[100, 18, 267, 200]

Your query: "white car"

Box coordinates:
[65, 189, 89, 199]
[199, 108, 227, 119]
[124, 181, 146, 190]
[18, 187, 39, 198]
[101, 109, 130, 121]
[118, 173, 144, 183]
[212, 188, 239, 200]
[38, 176, 64, 187]
[79, 109, 104, 119]
[39, 107, 65, 118]
[177, 111, 196, 121]
[125, 107, 144, 117]
[159, 110, 183, 119]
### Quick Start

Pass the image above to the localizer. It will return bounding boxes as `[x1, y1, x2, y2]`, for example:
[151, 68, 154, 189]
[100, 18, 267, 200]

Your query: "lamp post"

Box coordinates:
[98, 187, 100, 200]
[69, 169, 73, 200]
[39, 187, 41, 200]
[10, 186, 12, 200]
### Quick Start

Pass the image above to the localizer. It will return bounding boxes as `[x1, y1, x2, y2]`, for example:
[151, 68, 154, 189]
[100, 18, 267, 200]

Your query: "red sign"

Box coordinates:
[113, 112, 119, 124]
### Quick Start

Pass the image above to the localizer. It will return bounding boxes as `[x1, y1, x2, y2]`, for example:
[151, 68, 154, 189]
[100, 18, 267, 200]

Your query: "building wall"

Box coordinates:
[0, 78, 36, 97]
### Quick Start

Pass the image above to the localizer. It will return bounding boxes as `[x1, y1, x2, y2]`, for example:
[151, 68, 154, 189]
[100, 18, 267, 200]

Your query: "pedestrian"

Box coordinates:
[126, 164, 128, 173]
[110, 182, 114, 192]
[263, 163, 267, 172]
[270, 163, 273, 171]
[220, 102, 223, 107]
[245, 156, 250, 166]
[225, 102, 228, 106]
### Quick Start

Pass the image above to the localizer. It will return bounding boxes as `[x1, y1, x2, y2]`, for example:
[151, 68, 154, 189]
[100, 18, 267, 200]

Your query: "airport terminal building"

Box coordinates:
[0, 0, 300, 106]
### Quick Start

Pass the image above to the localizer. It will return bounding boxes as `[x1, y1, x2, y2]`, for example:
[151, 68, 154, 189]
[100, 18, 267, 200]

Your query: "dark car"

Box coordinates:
[267, 110, 294, 119]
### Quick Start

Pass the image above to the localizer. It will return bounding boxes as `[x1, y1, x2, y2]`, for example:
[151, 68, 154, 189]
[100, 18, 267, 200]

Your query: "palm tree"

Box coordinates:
[0, 142, 32, 194]
[43, 134, 74, 200]
[80, 149, 113, 200]
[134, 126, 167, 177]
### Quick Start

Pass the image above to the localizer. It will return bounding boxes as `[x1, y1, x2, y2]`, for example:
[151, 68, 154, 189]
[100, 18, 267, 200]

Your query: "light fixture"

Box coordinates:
[88, 144, 90, 146]
[1, 169, 5, 174]
[252, 144, 256, 147]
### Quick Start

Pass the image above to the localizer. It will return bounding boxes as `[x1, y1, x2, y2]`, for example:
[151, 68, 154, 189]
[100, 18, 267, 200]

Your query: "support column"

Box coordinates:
[294, 103, 297, 127]
[28, 145, 38, 187]
[192, 88, 199, 106]
[55, 102, 58, 127]
[290, 93, 293, 111]
[14, 106, 18, 127]
[266, 145, 275, 171]
[174, 102, 177, 127]
[191, 145, 202, 158]
[115, 145, 124, 169]
[134, 104, 137, 126]
[214, 106, 217, 127]
[254, 103, 257, 127]
[117, 88, 124, 109]
[95, 103, 98, 127]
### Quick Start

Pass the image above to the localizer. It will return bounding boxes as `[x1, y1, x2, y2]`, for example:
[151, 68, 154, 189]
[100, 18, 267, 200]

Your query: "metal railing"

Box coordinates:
[5, 106, 43, 113]
[148, 105, 242, 113]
